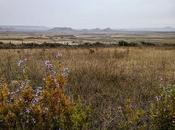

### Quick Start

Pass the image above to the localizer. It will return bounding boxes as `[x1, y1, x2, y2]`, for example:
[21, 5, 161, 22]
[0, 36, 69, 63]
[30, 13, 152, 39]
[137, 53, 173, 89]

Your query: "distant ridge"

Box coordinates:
[122, 27, 175, 32]
[0, 25, 175, 34]
[48, 27, 120, 34]
[0, 25, 50, 32]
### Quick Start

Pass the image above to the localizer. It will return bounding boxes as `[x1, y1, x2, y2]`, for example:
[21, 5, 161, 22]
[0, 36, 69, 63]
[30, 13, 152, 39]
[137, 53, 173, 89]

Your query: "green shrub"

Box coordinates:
[140, 41, 155, 46]
[117, 85, 175, 130]
[150, 85, 175, 130]
[0, 58, 90, 130]
[118, 40, 129, 46]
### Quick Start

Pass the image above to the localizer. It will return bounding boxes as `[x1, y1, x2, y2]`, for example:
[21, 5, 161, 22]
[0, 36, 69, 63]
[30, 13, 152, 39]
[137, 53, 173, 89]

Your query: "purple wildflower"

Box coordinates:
[31, 97, 40, 104]
[25, 108, 31, 114]
[44, 60, 56, 76]
[18, 58, 27, 73]
[62, 67, 70, 77]
[55, 52, 62, 59]
[44, 60, 59, 87]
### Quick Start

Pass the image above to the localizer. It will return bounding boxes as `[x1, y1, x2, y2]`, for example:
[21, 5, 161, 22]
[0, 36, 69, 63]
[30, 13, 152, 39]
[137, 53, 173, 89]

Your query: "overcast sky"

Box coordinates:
[0, 0, 175, 29]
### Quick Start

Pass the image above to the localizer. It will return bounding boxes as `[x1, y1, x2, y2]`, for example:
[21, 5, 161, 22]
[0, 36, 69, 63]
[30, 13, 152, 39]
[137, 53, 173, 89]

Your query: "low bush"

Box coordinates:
[118, 85, 175, 129]
[118, 40, 138, 46]
[118, 40, 129, 46]
[0, 58, 90, 130]
[140, 41, 155, 46]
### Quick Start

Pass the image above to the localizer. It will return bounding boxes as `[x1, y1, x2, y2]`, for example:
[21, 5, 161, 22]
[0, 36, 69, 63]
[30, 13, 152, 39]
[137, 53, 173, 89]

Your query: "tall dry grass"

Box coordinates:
[0, 47, 175, 129]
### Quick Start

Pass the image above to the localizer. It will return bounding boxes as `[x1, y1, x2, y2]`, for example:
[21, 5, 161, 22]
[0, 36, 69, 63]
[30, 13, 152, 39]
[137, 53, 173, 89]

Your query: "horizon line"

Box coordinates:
[0, 25, 175, 30]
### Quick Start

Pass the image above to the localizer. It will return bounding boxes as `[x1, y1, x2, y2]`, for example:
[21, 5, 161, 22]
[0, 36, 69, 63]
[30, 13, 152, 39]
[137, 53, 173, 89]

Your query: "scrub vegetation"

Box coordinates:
[0, 46, 175, 129]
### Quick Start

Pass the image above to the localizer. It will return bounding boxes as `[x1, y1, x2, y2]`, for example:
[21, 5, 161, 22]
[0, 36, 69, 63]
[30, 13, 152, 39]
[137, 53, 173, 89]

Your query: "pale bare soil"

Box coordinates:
[0, 32, 175, 45]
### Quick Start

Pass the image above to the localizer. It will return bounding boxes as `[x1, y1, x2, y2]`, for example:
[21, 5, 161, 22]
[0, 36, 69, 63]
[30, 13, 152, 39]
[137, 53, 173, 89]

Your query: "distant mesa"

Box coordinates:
[48, 27, 75, 33]
[103, 28, 113, 32]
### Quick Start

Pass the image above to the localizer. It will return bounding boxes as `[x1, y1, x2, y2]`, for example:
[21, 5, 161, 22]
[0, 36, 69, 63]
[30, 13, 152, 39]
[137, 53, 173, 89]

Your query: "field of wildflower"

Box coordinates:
[0, 47, 175, 129]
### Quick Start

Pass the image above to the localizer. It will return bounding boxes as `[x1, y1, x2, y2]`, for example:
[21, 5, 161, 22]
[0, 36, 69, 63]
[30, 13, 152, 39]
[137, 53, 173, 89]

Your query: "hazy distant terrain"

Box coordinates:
[0, 25, 175, 34]
[0, 26, 175, 47]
